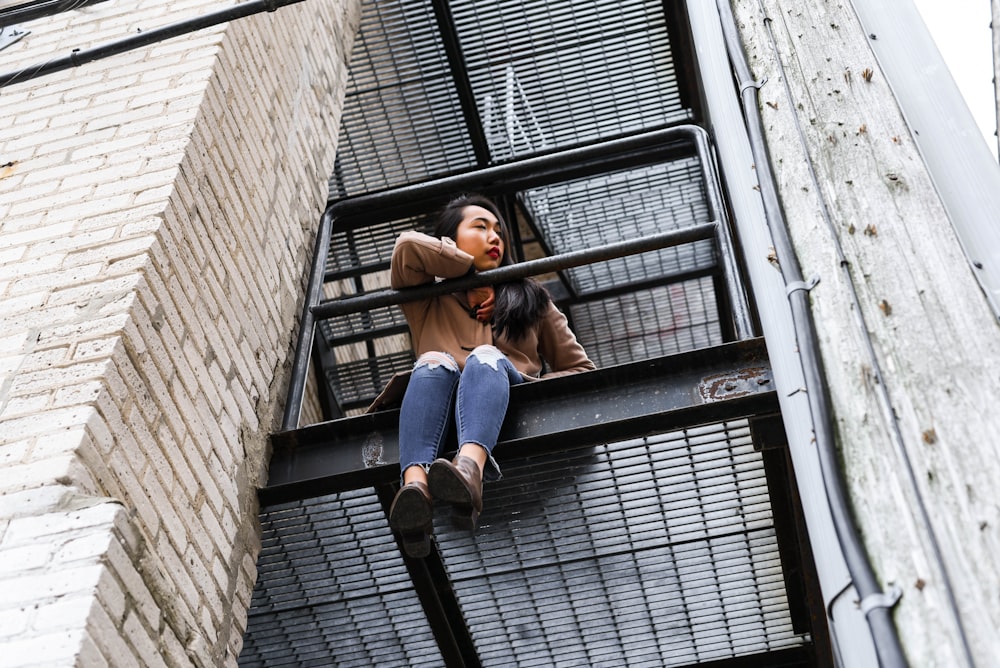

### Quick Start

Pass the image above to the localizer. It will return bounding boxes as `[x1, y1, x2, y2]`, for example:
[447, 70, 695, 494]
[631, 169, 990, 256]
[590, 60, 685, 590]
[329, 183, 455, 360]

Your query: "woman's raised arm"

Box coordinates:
[390, 230, 474, 289]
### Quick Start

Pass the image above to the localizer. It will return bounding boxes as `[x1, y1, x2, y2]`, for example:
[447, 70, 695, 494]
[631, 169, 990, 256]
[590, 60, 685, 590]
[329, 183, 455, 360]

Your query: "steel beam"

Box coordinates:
[429, 0, 491, 166]
[324, 126, 705, 228]
[262, 337, 776, 506]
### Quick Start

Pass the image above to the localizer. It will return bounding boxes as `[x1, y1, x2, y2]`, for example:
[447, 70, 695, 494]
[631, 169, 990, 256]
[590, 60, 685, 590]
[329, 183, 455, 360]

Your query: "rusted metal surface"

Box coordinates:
[699, 366, 772, 401]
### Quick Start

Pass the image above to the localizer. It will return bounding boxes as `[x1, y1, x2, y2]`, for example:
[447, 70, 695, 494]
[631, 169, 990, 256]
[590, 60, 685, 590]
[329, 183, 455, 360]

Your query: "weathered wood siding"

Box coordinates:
[994, 0, 1000, 156]
[731, 1, 1000, 664]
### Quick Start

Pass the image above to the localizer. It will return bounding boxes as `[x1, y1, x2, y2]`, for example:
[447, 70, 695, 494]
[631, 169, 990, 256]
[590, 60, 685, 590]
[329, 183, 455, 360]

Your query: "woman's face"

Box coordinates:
[454, 205, 504, 271]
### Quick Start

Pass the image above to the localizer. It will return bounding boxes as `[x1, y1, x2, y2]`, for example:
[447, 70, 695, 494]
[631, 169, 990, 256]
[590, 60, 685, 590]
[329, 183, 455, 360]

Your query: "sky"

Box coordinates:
[912, 0, 998, 158]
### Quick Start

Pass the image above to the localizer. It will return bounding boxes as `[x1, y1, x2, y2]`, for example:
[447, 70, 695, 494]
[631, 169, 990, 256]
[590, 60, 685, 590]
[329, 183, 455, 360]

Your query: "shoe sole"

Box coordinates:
[428, 462, 473, 506]
[389, 487, 433, 557]
[389, 487, 433, 532]
[400, 532, 431, 559]
[428, 462, 480, 531]
[449, 504, 479, 532]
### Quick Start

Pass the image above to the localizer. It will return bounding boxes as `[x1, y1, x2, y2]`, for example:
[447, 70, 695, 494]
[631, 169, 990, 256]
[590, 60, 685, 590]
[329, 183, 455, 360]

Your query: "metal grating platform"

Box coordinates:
[331, 1, 476, 197]
[452, 0, 691, 159]
[322, 349, 415, 410]
[318, 306, 409, 347]
[325, 217, 429, 280]
[242, 421, 809, 667]
[240, 488, 444, 666]
[520, 159, 714, 296]
[436, 421, 804, 666]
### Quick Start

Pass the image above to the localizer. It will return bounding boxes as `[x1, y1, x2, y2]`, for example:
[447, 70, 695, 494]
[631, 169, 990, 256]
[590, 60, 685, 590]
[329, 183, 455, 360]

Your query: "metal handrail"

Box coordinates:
[313, 224, 716, 319]
[281, 125, 753, 431]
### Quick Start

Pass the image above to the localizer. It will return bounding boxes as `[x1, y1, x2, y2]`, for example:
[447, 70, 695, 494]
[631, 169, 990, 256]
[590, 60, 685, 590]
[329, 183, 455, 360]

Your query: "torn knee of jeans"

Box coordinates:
[414, 351, 458, 371]
[467, 344, 505, 371]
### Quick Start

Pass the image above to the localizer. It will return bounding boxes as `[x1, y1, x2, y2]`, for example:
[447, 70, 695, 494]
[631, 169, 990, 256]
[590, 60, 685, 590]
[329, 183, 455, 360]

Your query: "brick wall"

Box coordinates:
[0, 1, 359, 665]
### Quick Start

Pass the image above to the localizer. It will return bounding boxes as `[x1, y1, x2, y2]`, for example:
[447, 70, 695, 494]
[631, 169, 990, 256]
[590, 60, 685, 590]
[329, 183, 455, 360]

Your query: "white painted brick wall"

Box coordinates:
[0, 1, 359, 665]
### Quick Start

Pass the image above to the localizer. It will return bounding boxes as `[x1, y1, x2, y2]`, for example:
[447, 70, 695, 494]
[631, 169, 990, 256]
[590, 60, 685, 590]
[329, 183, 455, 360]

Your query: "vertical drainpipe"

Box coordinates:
[687, 2, 904, 666]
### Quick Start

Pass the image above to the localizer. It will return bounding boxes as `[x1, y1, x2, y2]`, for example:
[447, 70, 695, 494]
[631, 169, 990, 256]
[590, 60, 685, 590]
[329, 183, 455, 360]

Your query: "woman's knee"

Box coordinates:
[413, 351, 459, 373]
[465, 345, 506, 371]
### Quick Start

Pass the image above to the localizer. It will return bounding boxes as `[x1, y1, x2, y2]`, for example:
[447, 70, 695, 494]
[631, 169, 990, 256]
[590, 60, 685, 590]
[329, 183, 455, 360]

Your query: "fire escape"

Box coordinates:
[240, 1, 832, 666]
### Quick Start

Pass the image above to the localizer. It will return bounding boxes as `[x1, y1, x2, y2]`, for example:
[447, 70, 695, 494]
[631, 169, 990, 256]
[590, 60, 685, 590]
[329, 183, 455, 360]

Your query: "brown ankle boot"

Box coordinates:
[388, 480, 433, 558]
[428, 455, 483, 531]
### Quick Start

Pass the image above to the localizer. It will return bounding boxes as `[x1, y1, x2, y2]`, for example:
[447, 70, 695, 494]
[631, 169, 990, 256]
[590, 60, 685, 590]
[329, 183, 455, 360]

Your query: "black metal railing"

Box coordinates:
[281, 125, 754, 431]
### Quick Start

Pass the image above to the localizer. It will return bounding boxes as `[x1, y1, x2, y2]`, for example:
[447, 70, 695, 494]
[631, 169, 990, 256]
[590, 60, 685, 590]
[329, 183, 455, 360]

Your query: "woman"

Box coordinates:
[386, 194, 594, 558]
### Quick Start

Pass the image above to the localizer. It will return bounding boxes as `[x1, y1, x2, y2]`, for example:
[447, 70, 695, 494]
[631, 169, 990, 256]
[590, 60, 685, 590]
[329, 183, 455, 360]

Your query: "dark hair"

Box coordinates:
[435, 194, 551, 341]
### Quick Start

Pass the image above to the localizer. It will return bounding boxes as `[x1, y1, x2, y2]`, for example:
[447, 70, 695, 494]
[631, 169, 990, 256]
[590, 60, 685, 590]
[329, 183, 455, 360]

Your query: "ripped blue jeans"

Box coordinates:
[398, 345, 523, 483]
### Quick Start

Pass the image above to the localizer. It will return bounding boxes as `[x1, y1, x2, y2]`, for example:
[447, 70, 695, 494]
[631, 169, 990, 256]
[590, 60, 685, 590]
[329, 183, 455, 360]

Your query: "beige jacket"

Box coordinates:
[390, 229, 594, 379]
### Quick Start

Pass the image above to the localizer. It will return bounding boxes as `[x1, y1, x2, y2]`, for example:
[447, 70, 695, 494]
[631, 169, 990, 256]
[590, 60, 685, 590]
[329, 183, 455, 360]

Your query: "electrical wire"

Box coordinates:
[0, 0, 304, 88]
[0, 0, 112, 26]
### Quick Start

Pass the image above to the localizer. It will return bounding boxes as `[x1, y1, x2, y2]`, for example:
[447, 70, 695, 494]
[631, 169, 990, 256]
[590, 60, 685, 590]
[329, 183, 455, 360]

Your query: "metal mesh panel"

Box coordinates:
[319, 306, 409, 344]
[326, 217, 425, 279]
[331, 0, 477, 197]
[240, 489, 443, 667]
[454, 0, 691, 160]
[569, 278, 723, 368]
[434, 421, 805, 667]
[319, 215, 436, 411]
[331, 0, 693, 198]
[323, 349, 415, 409]
[519, 159, 715, 295]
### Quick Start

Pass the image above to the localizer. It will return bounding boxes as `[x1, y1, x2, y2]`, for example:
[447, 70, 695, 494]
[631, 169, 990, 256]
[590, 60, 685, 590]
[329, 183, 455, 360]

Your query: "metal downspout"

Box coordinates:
[713, 1, 908, 665]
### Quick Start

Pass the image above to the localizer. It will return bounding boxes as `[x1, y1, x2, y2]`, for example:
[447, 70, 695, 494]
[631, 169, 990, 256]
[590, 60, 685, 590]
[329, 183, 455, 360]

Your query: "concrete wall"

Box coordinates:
[0, 1, 359, 665]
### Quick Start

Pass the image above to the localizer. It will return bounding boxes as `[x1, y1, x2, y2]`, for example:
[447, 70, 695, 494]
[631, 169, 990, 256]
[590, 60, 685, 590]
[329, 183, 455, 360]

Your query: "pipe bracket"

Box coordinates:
[859, 583, 902, 616]
[785, 273, 820, 297]
[739, 76, 767, 96]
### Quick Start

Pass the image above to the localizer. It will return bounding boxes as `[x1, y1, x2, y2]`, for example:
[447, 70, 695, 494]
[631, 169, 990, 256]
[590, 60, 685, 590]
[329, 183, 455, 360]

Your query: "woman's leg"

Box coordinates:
[391, 351, 460, 557]
[455, 345, 523, 478]
[428, 345, 522, 529]
[398, 351, 460, 481]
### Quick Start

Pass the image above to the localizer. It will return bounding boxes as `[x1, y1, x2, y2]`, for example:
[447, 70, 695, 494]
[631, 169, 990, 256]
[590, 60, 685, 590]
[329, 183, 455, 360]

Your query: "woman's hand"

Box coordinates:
[467, 287, 495, 323]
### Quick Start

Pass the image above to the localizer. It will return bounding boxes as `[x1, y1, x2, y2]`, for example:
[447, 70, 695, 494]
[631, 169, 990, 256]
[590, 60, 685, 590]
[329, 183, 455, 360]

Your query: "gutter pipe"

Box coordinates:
[713, 0, 908, 665]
